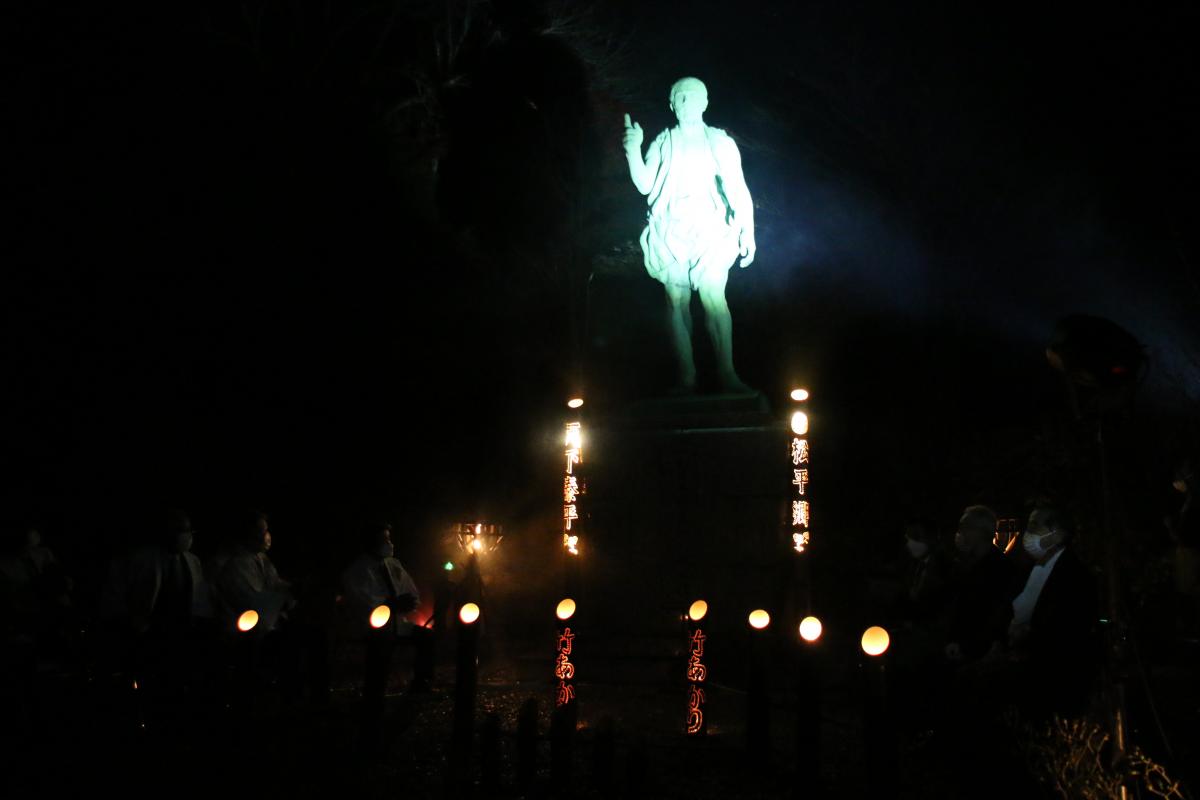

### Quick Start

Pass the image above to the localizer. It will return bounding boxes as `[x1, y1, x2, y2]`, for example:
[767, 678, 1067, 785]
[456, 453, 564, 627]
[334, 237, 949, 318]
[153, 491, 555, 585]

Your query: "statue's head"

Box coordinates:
[669, 77, 708, 124]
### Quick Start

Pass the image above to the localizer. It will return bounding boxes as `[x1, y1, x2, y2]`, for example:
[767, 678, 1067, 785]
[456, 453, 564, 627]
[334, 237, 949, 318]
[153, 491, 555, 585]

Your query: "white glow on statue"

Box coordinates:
[624, 77, 757, 394]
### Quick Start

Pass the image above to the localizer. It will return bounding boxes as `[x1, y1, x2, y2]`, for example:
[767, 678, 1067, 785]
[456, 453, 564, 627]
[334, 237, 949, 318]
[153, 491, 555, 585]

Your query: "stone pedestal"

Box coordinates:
[574, 393, 794, 680]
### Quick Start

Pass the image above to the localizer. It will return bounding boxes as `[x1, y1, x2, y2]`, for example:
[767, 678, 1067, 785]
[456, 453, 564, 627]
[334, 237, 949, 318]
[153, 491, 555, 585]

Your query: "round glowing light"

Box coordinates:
[861, 626, 890, 656]
[443, 561, 455, 571]
[370, 605, 392, 629]
[688, 600, 708, 622]
[748, 609, 771, 630]
[459, 603, 481, 625]
[567, 398, 584, 409]
[790, 388, 810, 402]
[471, 538, 484, 552]
[237, 609, 259, 632]
[556, 598, 577, 621]
[790, 411, 809, 435]
[799, 616, 823, 642]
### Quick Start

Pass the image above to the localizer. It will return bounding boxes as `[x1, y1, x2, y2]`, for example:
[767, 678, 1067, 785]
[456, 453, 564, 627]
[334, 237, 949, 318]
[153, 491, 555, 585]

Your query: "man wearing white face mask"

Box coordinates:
[1007, 504, 1099, 716]
[100, 510, 212, 635]
[900, 521, 950, 625]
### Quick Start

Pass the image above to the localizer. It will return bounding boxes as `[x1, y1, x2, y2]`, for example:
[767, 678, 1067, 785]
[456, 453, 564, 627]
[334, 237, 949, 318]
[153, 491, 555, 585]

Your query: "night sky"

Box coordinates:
[6, 1, 1199, 564]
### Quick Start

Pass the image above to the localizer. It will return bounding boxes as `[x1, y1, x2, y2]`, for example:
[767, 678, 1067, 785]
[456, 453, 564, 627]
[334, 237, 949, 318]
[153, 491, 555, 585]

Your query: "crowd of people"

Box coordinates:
[870, 456, 1199, 790]
[882, 502, 1099, 726]
[0, 509, 436, 732]
[2, 456, 1195, 781]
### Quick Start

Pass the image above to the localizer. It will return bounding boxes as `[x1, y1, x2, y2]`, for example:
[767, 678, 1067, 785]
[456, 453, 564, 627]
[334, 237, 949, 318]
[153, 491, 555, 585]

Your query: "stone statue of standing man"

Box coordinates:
[624, 77, 756, 395]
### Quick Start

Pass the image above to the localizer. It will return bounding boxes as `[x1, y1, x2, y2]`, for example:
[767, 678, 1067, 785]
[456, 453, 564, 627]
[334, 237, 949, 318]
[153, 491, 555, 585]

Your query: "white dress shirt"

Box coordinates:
[341, 555, 420, 637]
[1009, 548, 1064, 643]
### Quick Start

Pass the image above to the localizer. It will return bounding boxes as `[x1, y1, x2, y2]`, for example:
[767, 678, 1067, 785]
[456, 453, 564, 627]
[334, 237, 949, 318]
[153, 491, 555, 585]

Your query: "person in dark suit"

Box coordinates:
[901, 520, 952, 626]
[100, 510, 212, 635]
[1166, 455, 1199, 635]
[96, 511, 216, 728]
[945, 505, 1019, 663]
[939, 505, 1098, 793]
[1008, 504, 1100, 717]
[936, 507, 1024, 792]
[888, 520, 953, 732]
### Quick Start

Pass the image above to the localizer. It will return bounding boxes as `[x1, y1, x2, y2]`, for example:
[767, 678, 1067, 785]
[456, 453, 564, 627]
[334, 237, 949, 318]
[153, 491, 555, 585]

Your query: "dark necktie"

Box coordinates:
[379, 560, 398, 600]
[178, 555, 193, 616]
[156, 553, 191, 625]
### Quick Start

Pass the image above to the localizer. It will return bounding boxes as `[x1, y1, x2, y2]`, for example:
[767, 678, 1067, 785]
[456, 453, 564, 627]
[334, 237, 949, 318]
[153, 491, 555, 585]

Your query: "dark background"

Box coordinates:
[5, 0, 1198, 580]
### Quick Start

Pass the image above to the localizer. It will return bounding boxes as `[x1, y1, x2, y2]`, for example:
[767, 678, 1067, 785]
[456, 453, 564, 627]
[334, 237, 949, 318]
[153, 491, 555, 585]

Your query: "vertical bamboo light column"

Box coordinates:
[860, 625, 895, 794]
[554, 598, 578, 712]
[685, 600, 709, 736]
[452, 603, 482, 761]
[563, 398, 585, 563]
[789, 389, 811, 554]
[796, 615, 824, 794]
[747, 609, 771, 756]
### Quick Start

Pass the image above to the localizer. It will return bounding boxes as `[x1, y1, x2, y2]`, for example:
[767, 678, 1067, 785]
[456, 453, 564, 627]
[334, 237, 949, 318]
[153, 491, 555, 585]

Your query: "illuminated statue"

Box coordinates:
[624, 77, 756, 394]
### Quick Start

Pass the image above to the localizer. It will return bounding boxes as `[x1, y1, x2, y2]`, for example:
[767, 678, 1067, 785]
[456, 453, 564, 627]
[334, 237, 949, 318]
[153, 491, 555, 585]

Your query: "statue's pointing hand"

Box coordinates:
[623, 113, 643, 153]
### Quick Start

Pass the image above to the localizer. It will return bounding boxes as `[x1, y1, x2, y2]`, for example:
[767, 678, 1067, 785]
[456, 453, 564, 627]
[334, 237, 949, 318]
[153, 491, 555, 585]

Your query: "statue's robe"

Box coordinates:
[639, 126, 746, 290]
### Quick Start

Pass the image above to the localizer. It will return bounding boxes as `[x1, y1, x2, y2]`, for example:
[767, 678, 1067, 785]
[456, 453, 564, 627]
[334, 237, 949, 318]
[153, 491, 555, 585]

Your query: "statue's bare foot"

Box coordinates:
[668, 380, 698, 396]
